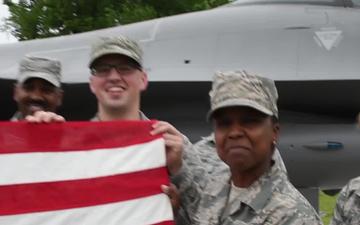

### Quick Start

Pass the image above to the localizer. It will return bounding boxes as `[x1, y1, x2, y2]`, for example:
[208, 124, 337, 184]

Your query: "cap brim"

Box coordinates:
[89, 48, 141, 68]
[207, 98, 273, 121]
[19, 71, 60, 87]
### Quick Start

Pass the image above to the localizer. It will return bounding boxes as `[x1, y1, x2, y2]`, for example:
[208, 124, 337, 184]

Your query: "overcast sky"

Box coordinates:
[0, 1, 17, 44]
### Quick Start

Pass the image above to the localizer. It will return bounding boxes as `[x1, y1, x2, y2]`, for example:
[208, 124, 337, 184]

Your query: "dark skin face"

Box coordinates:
[13, 78, 63, 118]
[213, 106, 279, 187]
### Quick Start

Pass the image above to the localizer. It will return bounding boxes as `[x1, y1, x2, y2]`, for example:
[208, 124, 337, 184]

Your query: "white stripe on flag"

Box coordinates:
[0, 138, 165, 185]
[0, 193, 173, 225]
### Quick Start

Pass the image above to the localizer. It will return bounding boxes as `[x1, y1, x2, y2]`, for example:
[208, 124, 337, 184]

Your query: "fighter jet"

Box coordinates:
[0, 0, 360, 209]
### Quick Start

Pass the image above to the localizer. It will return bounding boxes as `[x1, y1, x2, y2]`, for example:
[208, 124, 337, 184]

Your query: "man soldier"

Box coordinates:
[12, 55, 63, 121]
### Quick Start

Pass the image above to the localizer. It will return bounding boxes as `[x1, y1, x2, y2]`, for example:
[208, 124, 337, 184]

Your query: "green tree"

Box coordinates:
[145, 0, 230, 16]
[3, 0, 230, 41]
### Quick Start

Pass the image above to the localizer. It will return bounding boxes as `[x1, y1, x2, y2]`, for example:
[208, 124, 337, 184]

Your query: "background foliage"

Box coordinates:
[3, 0, 230, 40]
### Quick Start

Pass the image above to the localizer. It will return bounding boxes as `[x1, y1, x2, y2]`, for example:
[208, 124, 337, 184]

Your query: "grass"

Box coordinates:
[319, 191, 339, 225]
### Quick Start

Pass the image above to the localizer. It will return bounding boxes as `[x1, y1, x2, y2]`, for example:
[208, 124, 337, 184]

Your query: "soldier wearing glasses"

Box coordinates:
[88, 37, 148, 121]
[88, 36, 184, 215]
[25, 36, 186, 214]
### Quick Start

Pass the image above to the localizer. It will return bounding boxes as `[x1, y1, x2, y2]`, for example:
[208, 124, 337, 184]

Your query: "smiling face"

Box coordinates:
[13, 78, 63, 118]
[89, 54, 148, 114]
[213, 106, 279, 175]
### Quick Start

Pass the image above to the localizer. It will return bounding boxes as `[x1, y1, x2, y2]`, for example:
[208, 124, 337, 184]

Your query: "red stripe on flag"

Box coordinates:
[0, 121, 161, 153]
[0, 167, 169, 215]
[152, 221, 175, 225]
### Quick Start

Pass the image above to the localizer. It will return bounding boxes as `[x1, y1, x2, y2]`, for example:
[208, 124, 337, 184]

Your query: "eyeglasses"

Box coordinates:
[90, 63, 141, 77]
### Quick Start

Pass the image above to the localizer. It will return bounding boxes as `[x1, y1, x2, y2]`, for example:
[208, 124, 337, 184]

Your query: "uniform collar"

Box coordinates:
[351, 177, 360, 197]
[201, 132, 215, 144]
[10, 112, 24, 121]
[91, 111, 148, 121]
[208, 160, 283, 215]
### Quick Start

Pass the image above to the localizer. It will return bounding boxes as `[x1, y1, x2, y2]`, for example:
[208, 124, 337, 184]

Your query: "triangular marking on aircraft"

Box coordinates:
[314, 30, 342, 51]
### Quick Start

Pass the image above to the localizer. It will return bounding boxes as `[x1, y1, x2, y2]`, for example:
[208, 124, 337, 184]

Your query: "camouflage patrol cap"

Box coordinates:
[89, 36, 143, 68]
[208, 70, 279, 119]
[18, 55, 61, 87]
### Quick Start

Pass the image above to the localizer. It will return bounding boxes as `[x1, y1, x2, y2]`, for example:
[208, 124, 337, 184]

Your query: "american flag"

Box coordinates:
[0, 121, 174, 225]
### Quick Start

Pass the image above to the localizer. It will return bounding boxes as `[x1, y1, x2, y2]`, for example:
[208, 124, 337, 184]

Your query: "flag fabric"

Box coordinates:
[0, 121, 174, 225]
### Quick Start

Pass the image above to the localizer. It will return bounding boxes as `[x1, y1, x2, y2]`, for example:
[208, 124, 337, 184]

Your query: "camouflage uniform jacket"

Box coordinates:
[330, 176, 360, 225]
[173, 135, 322, 225]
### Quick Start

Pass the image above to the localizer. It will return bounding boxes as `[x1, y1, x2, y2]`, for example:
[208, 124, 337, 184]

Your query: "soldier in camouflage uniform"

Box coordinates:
[88, 36, 185, 212]
[12, 56, 63, 121]
[330, 176, 360, 225]
[88, 36, 148, 121]
[191, 75, 287, 175]
[173, 70, 322, 225]
[24, 36, 185, 213]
